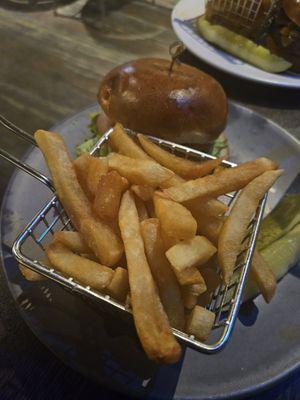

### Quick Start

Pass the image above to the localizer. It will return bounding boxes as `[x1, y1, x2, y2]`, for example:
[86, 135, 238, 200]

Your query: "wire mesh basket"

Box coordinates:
[205, 0, 280, 39]
[0, 115, 267, 354]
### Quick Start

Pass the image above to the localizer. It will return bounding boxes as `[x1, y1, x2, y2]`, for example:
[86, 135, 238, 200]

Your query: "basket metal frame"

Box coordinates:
[1, 120, 267, 354]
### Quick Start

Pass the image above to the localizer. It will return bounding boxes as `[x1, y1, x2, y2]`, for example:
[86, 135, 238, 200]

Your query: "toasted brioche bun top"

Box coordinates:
[98, 58, 227, 145]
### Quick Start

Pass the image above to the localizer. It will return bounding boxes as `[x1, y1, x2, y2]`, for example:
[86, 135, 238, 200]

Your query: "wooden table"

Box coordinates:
[0, 1, 299, 398]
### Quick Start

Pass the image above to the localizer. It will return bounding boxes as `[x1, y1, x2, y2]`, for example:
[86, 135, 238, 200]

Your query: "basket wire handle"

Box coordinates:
[0, 114, 54, 192]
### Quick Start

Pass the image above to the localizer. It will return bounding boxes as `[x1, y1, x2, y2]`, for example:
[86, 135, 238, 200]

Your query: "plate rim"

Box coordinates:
[0, 102, 300, 399]
[171, 0, 300, 89]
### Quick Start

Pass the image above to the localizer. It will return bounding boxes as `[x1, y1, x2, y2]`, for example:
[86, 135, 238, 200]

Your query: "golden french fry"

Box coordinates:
[131, 184, 154, 202]
[108, 125, 185, 186]
[170, 264, 204, 286]
[138, 134, 221, 179]
[214, 165, 227, 175]
[109, 123, 150, 160]
[108, 153, 174, 187]
[153, 192, 197, 242]
[73, 153, 94, 199]
[34, 130, 123, 266]
[160, 173, 185, 189]
[134, 195, 149, 221]
[87, 156, 108, 198]
[108, 125, 184, 189]
[19, 262, 48, 281]
[163, 157, 278, 202]
[250, 251, 276, 303]
[93, 171, 128, 220]
[119, 190, 180, 364]
[218, 169, 283, 283]
[46, 242, 114, 289]
[198, 267, 222, 307]
[181, 283, 207, 310]
[140, 218, 185, 330]
[184, 196, 226, 245]
[183, 198, 228, 218]
[197, 215, 224, 245]
[185, 305, 215, 341]
[166, 236, 216, 285]
[106, 267, 129, 302]
[53, 231, 93, 255]
[125, 293, 131, 308]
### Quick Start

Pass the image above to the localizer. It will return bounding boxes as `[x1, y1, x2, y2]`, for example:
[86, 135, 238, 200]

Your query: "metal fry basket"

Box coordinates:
[0, 115, 267, 354]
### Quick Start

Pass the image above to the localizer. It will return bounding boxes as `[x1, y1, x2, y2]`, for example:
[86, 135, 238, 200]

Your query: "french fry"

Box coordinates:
[166, 236, 217, 286]
[119, 190, 180, 363]
[214, 165, 227, 175]
[185, 198, 227, 244]
[181, 283, 207, 310]
[198, 267, 222, 307]
[109, 123, 150, 160]
[250, 251, 276, 303]
[93, 171, 128, 220]
[218, 169, 283, 283]
[125, 294, 131, 308]
[140, 218, 185, 330]
[168, 263, 203, 286]
[138, 134, 221, 179]
[197, 215, 224, 245]
[183, 198, 228, 218]
[87, 156, 108, 197]
[46, 242, 114, 290]
[19, 263, 47, 281]
[131, 185, 154, 202]
[197, 215, 276, 302]
[53, 231, 93, 255]
[134, 195, 149, 221]
[159, 173, 185, 189]
[34, 130, 123, 266]
[73, 153, 93, 199]
[185, 306, 215, 341]
[153, 192, 197, 242]
[108, 125, 185, 189]
[163, 157, 278, 202]
[106, 267, 129, 302]
[108, 153, 174, 187]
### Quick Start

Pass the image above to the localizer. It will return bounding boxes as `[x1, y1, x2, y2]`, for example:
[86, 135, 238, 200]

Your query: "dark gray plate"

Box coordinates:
[1, 103, 300, 399]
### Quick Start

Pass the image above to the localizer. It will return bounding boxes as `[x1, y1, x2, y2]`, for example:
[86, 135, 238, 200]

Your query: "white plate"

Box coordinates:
[171, 0, 300, 88]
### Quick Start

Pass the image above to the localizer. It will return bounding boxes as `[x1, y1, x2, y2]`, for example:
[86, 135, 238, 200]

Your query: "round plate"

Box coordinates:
[1, 103, 300, 399]
[172, 0, 300, 89]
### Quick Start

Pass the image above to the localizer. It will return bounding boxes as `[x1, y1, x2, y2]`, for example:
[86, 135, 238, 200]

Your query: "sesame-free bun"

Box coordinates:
[98, 58, 227, 145]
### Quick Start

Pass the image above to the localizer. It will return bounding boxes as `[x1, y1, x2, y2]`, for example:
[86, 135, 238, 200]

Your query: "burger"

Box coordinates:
[76, 58, 228, 158]
[267, 0, 300, 72]
[198, 0, 299, 73]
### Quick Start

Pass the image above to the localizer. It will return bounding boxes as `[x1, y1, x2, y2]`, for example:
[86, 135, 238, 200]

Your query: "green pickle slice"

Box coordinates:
[258, 194, 300, 250]
[243, 224, 300, 302]
[197, 16, 292, 73]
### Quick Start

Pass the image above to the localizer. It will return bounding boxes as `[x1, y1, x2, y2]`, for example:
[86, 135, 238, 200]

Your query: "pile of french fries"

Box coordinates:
[22, 123, 282, 364]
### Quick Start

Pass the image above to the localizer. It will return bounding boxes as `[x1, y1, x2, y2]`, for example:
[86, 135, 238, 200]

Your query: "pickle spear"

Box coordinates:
[257, 194, 300, 250]
[197, 16, 292, 73]
[243, 224, 300, 302]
